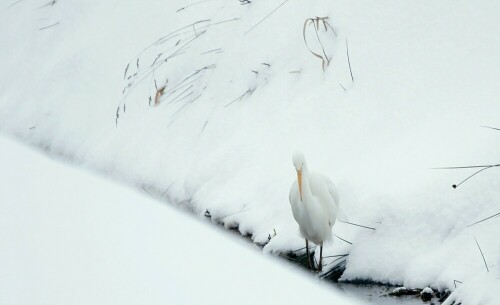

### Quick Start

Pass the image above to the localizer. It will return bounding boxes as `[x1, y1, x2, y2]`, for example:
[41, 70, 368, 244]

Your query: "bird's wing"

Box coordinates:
[289, 180, 299, 205]
[326, 179, 339, 206]
[337, 207, 349, 222]
[327, 181, 349, 222]
[329, 183, 349, 222]
[310, 173, 342, 227]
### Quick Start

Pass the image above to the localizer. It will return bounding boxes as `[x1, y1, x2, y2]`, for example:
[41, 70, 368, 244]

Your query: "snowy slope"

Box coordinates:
[443, 270, 500, 305]
[0, 134, 362, 305]
[0, 0, 499, 302]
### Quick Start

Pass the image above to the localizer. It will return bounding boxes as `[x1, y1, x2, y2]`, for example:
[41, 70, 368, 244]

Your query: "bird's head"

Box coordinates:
[292, 151, 306, 201]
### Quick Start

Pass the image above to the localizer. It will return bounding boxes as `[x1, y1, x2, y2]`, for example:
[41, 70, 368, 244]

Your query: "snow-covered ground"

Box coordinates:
[0, 0, 499, 304]
[0, 134, 362, 305]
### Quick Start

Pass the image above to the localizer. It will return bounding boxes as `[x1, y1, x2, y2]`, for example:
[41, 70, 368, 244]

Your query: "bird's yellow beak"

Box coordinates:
[297, 169, 303, 202]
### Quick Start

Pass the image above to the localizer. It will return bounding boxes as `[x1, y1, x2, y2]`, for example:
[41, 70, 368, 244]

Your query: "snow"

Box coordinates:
[1, 0, 499, 304]
[421, 287, 433, 294]
[392, 287, 407, 294]
[0, 134, 361, 305]
[443, 271, 500, 305]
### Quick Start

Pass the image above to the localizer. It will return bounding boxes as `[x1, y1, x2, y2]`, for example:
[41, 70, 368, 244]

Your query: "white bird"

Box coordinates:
[289, 151, 342, 272]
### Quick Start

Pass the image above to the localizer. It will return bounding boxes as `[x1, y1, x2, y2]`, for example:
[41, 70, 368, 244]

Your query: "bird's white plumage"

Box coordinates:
[289, 152, 341, 245]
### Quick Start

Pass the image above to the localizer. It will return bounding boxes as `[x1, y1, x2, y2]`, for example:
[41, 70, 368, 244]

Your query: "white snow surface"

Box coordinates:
[0, 134, 361, 305]
[1, 0, 499, 302]
[443, 271, 500, 305]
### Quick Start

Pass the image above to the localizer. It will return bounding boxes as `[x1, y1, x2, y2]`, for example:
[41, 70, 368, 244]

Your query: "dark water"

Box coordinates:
[215, 219, 435, 305]
[337, 283, 432, 305]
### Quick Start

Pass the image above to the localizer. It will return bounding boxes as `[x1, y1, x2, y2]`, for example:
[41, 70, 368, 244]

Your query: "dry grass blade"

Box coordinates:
[323, 254, 348, 259]
[154, 85, 166, 106]
[244, 0, 291, 35]
[434, 126, 499, 188]
[481, 125, 500, 131]
[35, 0, 57, 9]
[474, 237, 489, 272]
[224, 88, 255, 107]
[433, 164, 500, 189]
[201, 48, 222, 55]
[338, 220, 376, 230]
[433, 164, 500, 169]
[176, 0, 214, 12]
[39, 22, 59, 31]
[121, 33, 208, 100]
[333, 234, 352, 245]
[303, 19, 325, 68]
[303, 16, 336, 71]
[452, 165, 496, 188]
[123, 63, 130, 80]
[115, 106, 120, 127]
[168, 94, 202, 124]
[346, 38, 354, 82]
[289, 246, 308, 254]
[168, 86, 194, 105]
[467, 212, 500, 228]
[320, 259, 347, 281]
[6, 0, 25, 9]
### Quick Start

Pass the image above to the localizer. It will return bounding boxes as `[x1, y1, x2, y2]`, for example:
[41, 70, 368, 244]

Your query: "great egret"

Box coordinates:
[289, 151, 342, 272]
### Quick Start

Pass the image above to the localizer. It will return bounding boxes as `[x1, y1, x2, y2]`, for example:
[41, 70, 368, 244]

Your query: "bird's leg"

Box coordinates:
[306, 239, 313, 269]
[318, 242, 323, 272]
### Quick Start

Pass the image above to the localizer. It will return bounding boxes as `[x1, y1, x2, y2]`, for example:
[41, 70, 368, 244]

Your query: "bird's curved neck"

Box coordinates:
[300, 167, 313, 202]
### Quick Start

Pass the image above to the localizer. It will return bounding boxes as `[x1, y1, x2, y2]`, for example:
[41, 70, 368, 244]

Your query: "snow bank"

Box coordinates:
[1, 0, 499, 302]
[0, 134, 361, 305]
[443, 271, 500, 305]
